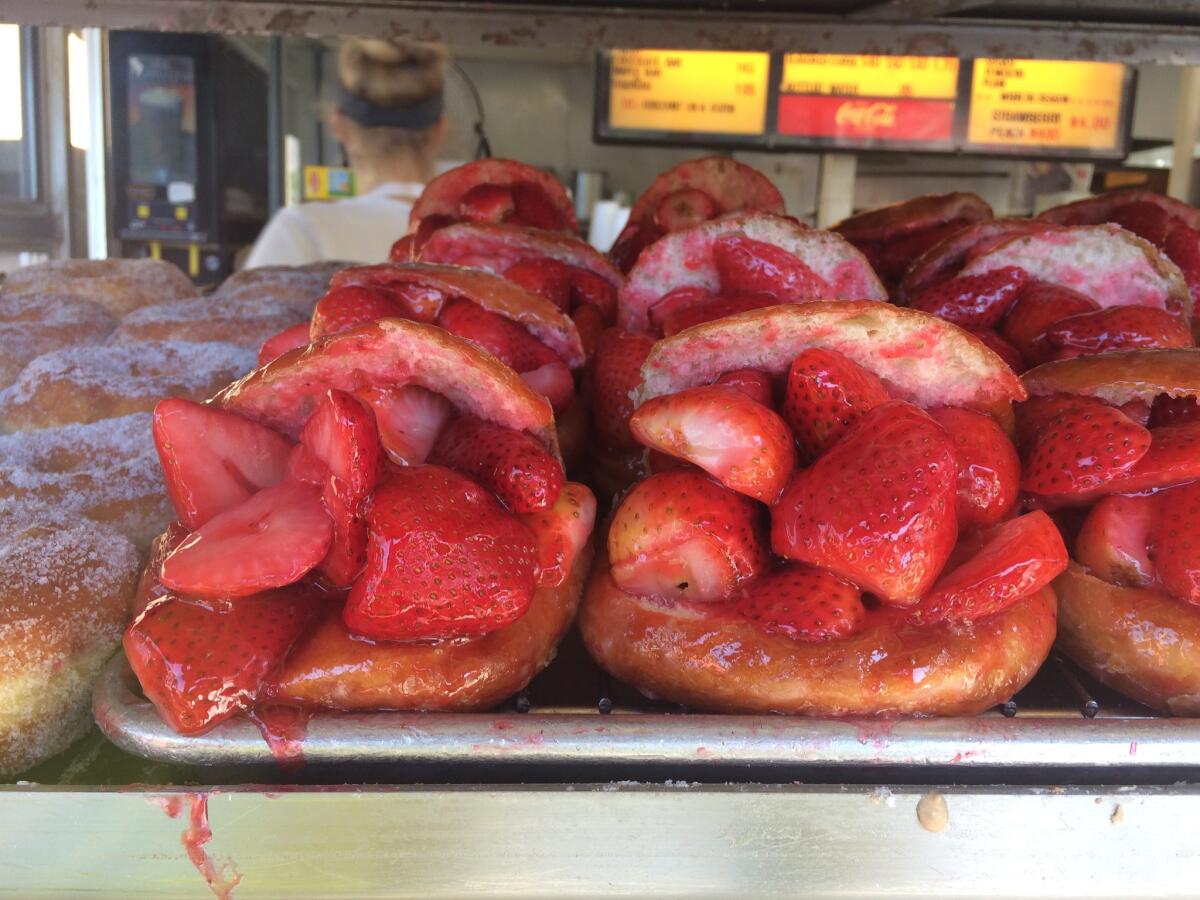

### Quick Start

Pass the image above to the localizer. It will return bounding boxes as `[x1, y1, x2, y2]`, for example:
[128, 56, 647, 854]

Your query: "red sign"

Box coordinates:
[777, 95, 954, 142]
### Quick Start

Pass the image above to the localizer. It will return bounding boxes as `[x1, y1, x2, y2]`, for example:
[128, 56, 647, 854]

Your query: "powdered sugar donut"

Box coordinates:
[0, 341, 255, 431]
[0, 413, 172, 548]
[214, 261, 351, 317]
[1, 259, 197, 318]
[0, 294, 118, 389]
[0, 497, 139, 776]
[112, 294, 306, 349]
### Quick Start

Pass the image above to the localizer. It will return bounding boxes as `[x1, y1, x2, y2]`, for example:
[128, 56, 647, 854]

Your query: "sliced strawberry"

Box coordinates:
[296, 390, 382, 586]
[437, 299, 558, 372]
[160, 481, 333, 599]
[458, 183, 515, 224]
[569, 268, 618, 323]
[771, 400, 958, 605]
[125, 586, 323, 735]
[1120, 400, 1153, 426]
[1149, 481, 1200, 606]
[630, 384, 795, 503]
[356, 384, 454, 466]
[503, 258, 572, 311]
[1015, 393, 1112, 452]
[712, 234, 832, 301]
[659, 292, 779, 337]
[1110, 201, 1176, 246]
[609, 220, 663, 275]
[909, 266, 1028, 329]
[520, 360, 575, 413]
[646, 448, 698, 474]
[1075, 493, 1158, 588]
[591, 328, 655, 450]
[1021, 402, 1151, 495]
[648, 286, 718, 333]
[520, 481, 596, 587]
[430, 416, 564, 513]
[133, 523, 190, 617]
[388, 234, 416, 262]
[1150, 394, 1200, 428]
[653, 188, 718, 232]
[1164, 224, 1200, 313]
[571, 302, 605, 357]
[310, 285, 406, 341]
[609, 470, 768, 603]
[388, 282, 449, 323]
[715, 368, 774, 407]
[153, 398, 293, 530]
[258, 322, 312, 367]
[970, 328, 1026, 372]
[344, 465, 538, 641]
[781, 348, 891, 463]
[510, 180, 568, 231]
[728, 563, 866, 642]
[1001, 282, 1098, 363]
[906, 511, 1067, 625]
[1042, 306, 1194, 359]
[929, 407, 1020, 531]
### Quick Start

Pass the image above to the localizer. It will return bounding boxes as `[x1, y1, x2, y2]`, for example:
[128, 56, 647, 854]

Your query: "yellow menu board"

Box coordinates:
[967, 59, 1126, 151]
[781, 54, 959, 100]
[608, 50, 770, 136]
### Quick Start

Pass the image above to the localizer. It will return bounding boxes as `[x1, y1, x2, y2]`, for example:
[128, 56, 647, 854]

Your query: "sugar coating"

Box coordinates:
[0, 413, 172, 546]
[0, 259, 198, 317]
[0, 293, 118, 333]
[0, 496, 138, 776]
[213, 262, 348, 316]
[112, 294, 305, 348]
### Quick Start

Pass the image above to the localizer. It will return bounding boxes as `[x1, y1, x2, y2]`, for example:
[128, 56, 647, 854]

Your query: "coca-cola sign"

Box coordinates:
[777, 95, 954, 143]
[834, 101, 899, 131]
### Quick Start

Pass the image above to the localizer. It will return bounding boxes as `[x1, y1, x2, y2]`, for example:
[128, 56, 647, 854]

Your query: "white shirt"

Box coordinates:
[244, 181, 425, 268]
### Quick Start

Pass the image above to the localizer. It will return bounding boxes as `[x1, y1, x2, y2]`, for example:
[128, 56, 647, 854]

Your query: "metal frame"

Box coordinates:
[2, 1, 1200, 65]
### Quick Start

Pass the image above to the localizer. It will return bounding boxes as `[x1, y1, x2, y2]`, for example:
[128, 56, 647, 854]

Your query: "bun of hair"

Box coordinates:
[339, 38, 447, 108]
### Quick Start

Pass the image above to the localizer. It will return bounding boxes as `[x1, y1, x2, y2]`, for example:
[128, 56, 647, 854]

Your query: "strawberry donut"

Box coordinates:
[124, 317, 596, 735]
[0, 413, 173, 549]
[401, 159, 577, 257]
[213, 261, 350, 317]
[1021, 350, 1200, 714]
[591, 211, 885, 499]
[832, 193, 993, 291]
[0, 293, 117, 389]
[609, 156, 787, 273]
[112, 294, 306, 350]
[1, 258, 197, 318]
[903, 224, 1194, 373]
[581, 303, 1065, 716]
[0, 341, 255, 432]
[0, 497, 139, 776]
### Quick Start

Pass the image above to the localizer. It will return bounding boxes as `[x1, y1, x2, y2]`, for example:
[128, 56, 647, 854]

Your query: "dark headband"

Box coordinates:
[337, 87, 444, 130]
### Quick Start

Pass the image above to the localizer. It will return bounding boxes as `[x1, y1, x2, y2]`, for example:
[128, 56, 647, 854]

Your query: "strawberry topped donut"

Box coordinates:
[901, 224, 1194, 372]
[581, 303, 1066, 716]
[1021, 350, 1200, 714]
[832, 192, 994, 292]
[590, 211, 885, 498]
[396, 159, 577, 260]
[608, 156, 787, 273]
[125, 317, 596, 735]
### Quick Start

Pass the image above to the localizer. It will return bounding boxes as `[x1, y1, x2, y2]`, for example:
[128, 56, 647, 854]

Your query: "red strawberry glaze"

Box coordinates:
[248, 705, 312, 772]
[150, 792, 243, 900]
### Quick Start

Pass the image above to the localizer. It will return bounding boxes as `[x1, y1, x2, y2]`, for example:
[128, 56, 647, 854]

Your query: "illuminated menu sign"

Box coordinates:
[603, 50, 770, 139]
[595, 50, 1132, 159]
[776, 54, 959, 148]
[966, 59, 1127, 154]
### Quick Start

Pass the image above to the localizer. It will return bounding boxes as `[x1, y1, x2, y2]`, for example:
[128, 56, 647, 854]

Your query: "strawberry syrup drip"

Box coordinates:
[150, 792, 243, 899]
[249, 705, 312, 772]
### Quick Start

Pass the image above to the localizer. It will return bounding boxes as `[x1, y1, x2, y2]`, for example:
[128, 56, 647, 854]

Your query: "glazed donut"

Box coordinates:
[112, 294, 306, 350]
[213, 261, 350, 317]
[832, 192, 993, 287]
[0, 294, 117, 389]
[0, 497, 139, 777]
[581, 303, 1065, 716]
[1021, 349, 1200, 713]
[0, 413, 173, 549]
[0, 340, 255, 432]
[272, 542, 593, 711]
[1, 259, 197, 318]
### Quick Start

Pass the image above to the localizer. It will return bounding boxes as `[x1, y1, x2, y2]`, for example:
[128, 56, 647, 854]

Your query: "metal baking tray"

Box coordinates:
[94, 630, 1200, 774]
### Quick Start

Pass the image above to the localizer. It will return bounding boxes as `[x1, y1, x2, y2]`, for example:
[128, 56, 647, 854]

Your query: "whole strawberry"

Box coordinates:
[437, 299, 559, 372]
[771, 400, 958, 605]
[1001, 282, 1098, 363]
[712, 234, 832, 301]
[310, 286, 406, 341]
[781, 348, 890, 463]
[909, 266, 1027, 329]
[1021, 402, 1151, 495]
[430, 416, 564, 513]
[1041, 305, 1194, 358]
[344, 465, 538, 641]
[591, 328, 655, 450]
[728, 563, 865, 642]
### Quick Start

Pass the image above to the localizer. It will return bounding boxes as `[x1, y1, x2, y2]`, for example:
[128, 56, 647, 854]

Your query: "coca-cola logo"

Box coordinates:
[834, 101, 898, 131]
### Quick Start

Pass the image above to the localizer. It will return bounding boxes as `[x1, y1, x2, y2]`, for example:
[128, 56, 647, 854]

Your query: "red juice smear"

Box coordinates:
[249, 705, 312, 772]
[149, 791, 243, 899]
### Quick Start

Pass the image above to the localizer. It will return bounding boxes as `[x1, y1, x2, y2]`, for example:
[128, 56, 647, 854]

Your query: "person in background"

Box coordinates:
[245, 38, 447, 266]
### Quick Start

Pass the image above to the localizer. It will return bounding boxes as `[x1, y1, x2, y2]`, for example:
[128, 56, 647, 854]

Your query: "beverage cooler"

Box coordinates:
[3, 1, 1200, 897]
